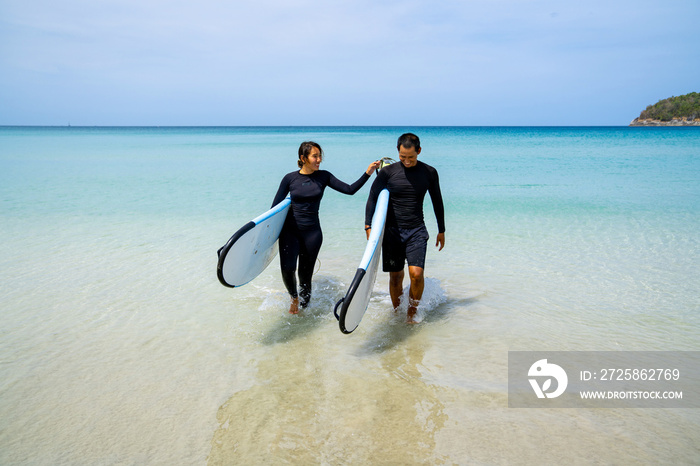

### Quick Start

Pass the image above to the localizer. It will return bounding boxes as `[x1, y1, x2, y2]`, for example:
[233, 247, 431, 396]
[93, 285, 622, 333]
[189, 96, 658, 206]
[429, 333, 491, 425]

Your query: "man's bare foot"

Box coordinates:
[407, 309, 418, 324]
[289, 297, 299, 314]
[407, 299, 419, 324]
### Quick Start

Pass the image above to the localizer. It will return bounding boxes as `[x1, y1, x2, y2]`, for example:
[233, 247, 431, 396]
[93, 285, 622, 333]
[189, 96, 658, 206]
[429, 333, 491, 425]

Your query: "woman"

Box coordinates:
[272, 141, 380, 314]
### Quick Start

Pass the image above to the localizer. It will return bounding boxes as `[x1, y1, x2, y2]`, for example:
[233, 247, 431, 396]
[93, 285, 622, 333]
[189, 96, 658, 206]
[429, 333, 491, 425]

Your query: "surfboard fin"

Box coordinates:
[378, 157, 396, 173]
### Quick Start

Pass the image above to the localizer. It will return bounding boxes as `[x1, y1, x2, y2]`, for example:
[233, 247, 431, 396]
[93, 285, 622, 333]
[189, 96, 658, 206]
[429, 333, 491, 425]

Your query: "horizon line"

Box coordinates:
[0, 124, 644, 129]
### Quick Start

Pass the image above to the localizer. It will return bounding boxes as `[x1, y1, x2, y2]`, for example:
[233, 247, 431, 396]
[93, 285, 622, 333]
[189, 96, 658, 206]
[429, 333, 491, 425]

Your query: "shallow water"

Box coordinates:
[0, 126, 698, 464]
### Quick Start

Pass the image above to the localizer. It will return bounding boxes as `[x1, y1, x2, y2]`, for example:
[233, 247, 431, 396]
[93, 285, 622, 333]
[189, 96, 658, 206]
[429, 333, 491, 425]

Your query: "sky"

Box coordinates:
[0, 0, 698, 126]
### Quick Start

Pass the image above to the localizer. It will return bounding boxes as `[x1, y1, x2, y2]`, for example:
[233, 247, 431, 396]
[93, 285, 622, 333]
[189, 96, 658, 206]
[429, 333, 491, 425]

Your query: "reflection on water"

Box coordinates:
[358, 293, 477, 356]
[258, 276, 345, 345]
[208, 342, 450, 464]
[208, 281, 453, 464]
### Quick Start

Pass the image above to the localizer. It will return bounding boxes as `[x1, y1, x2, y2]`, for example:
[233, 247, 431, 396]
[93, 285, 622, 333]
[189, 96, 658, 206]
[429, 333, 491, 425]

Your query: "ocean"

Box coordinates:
[1, 126, 698, 464]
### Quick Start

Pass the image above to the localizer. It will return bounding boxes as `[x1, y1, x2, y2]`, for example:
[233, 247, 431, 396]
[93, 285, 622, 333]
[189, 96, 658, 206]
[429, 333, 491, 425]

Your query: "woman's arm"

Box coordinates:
[326, 161, 380, 195]
[271, 174, 291, 207]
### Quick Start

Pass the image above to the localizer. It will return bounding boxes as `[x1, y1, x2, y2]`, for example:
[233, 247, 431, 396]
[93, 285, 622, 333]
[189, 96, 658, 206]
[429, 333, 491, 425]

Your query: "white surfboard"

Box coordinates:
[334, 188, 389, 333]
[217, 198, 291, 288]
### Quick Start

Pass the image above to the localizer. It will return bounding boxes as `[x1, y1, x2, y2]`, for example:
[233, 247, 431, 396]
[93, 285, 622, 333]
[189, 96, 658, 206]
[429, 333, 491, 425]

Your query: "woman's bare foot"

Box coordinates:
[289, 297, 299, 314]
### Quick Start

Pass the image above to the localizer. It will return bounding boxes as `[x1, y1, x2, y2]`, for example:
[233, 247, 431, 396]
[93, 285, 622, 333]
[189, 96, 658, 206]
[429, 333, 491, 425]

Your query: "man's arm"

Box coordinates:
[428, 168, 446, 250]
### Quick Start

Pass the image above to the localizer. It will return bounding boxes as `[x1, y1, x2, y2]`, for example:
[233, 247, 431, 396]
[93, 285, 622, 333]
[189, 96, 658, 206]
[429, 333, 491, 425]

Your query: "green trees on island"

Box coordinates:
[638, 92, 700, 121]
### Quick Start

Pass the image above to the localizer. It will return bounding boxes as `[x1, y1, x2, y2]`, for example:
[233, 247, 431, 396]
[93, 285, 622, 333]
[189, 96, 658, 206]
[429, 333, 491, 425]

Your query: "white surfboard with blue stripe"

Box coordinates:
[217, 198, 291, 288]
[335, 188, 389, 333]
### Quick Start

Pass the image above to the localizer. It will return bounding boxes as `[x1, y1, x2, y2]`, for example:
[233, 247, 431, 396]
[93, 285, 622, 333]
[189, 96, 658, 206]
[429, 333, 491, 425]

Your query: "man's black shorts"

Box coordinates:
[382, 225, 429, 272]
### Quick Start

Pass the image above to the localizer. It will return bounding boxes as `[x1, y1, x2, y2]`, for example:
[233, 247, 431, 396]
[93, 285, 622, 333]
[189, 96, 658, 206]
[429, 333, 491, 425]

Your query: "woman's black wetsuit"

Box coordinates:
[272, 170, 370, 306]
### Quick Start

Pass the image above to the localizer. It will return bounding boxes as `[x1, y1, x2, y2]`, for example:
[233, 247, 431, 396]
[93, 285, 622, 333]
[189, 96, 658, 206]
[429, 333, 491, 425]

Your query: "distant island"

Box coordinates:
[630, 92, 700, 126]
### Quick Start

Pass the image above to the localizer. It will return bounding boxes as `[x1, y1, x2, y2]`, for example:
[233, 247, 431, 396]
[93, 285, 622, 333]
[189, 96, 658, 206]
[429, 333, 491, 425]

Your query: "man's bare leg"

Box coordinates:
[389, 270, 404, 311]
[407, 266, 425, 324]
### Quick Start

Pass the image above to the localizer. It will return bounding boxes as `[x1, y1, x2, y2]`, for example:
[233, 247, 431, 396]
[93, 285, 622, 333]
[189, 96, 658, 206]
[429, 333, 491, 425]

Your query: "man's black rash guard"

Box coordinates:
[272, 170, 370, 230]
[365, 161, 445, 233]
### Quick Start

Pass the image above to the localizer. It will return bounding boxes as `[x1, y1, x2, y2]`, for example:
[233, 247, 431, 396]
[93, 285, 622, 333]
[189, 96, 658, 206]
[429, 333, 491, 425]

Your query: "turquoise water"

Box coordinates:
[1, 126, 699, 463]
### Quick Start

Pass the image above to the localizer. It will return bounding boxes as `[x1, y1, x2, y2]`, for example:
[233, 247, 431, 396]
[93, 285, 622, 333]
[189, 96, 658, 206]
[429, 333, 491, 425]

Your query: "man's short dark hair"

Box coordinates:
[397, 133, 420, 152]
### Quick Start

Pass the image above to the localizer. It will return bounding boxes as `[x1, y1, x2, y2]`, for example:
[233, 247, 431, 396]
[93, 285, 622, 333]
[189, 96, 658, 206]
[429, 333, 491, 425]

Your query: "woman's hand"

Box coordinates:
[366, 160, 381, 175]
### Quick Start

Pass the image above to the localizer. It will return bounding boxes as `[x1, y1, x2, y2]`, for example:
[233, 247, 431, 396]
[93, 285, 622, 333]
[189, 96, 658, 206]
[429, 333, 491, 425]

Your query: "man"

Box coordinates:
[365, 133, 445, 323]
